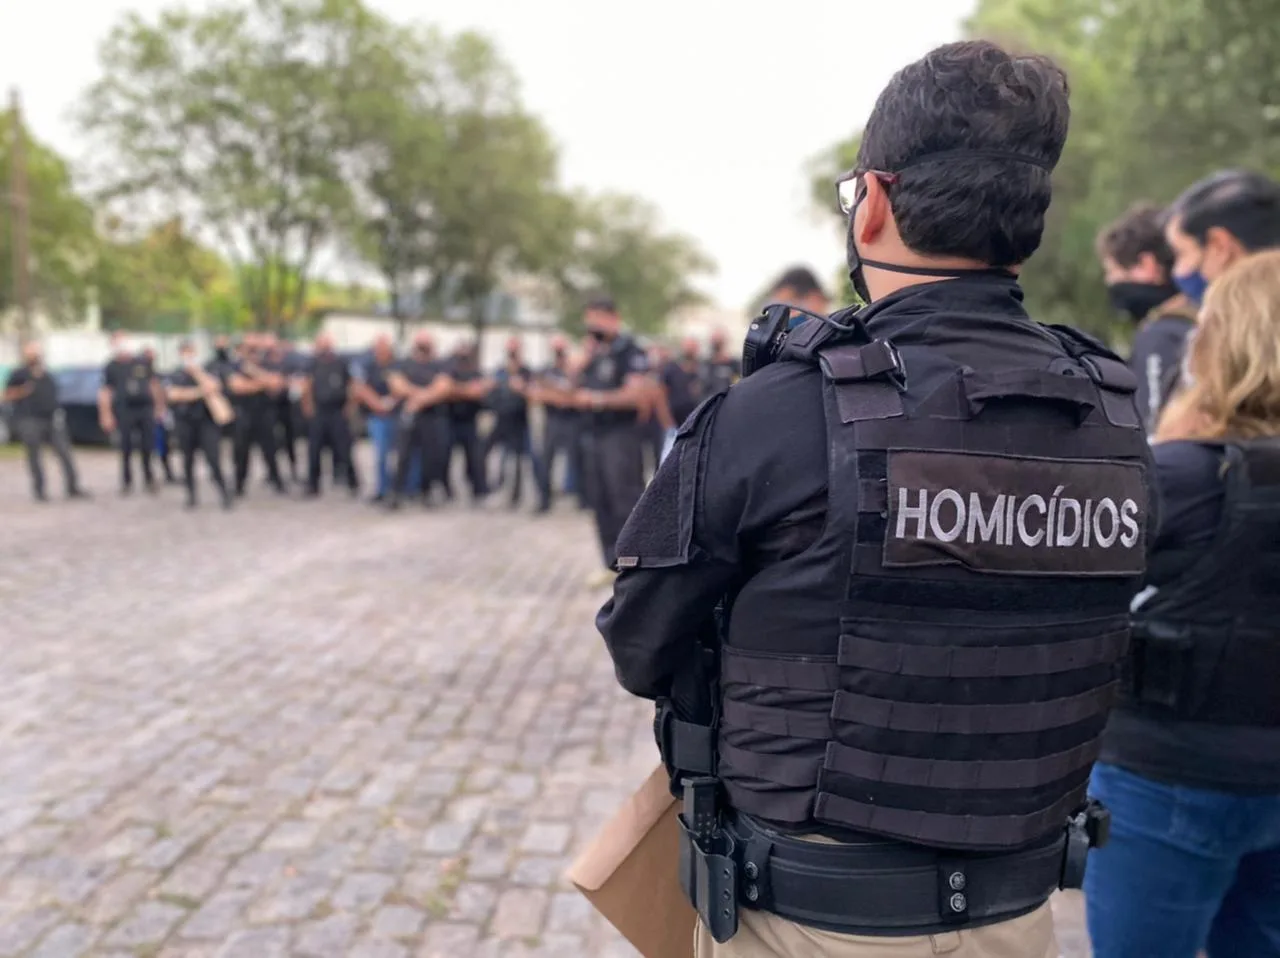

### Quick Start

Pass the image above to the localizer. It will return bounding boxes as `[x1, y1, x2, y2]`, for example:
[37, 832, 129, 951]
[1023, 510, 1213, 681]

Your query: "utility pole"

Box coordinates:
[8, 88, 32, 346]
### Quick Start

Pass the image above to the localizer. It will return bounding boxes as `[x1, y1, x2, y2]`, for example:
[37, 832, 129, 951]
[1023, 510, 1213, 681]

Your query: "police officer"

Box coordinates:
[3, 340, 88, 502]
[386, 332, 453, 510]
[765, 264, 830, 317]
[1096, 204, 1196, 432]
[598, 40, 1156, 958]
[99, 331, 163, 494]
[354, 334, 402, 504]
[303, 333, 355, 498]
[485, 336, 547, 511]
[166, 339, 232, 510]
[536, 335, 587, 509]
[701, 328, 741, 396]
[574, 296, 650, 583]
[262, 335, 301, 484]
[445, 342, 490, 503]
[144, 346, 178, 485]
[227, 335, 286, 496]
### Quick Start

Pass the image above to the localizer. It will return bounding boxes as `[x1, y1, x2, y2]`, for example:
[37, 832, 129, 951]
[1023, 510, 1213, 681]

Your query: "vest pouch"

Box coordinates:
[962, 369, 1097, 424]
[1128, 620, 1194, 711]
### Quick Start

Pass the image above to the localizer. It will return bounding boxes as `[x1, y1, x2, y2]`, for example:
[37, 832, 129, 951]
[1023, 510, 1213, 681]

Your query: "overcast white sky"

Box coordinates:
[0, 0, 973, 309]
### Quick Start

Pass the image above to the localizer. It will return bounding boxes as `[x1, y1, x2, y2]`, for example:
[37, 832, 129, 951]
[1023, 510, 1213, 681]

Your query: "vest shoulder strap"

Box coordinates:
[816, 339, 906, 424]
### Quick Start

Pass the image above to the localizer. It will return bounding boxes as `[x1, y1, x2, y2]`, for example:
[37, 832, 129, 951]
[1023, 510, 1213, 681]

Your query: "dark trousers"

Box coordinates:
[176, 416, 227, 504]
[276, 399, 300, 479]
[583, 424, 646, 566]
[117, 404, 155, 488]
[486, 418, 547, 507]
[154, 419, 176, 480]
[448, 417, 488, 499]
[233, 405, 282, 492]
[307, 407, 354, 494]
[18, 416, 78, 498]
[541, 414, 586, 507]
[393, 411, 448, 499]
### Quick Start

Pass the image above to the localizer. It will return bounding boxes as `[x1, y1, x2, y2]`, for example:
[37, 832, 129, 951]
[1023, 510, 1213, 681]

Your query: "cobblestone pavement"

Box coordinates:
[0, 449, 1089, 957]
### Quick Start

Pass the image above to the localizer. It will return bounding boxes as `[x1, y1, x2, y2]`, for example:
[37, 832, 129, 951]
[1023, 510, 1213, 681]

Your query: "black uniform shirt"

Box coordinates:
[540, 360, 578, 422]
[703, 355, 742, 395]
[311, 353, 351, 410]
[661, 358, 706, 426]
[168, 368, 210, 423]
[397, 356, 440, 389]
[207, 356, 249, 407]
[104, 355, 155, 408]
[580, 336, 649, 428]
[489, 364, 533, 424]
[598, 276, 1162, 702]
[5, 364, 59, 419]
[448, 358, 484, 421]
[1131, 314, 1195, 432]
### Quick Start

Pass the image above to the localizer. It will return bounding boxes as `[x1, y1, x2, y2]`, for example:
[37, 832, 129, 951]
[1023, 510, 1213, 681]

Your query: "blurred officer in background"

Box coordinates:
[536, 335, 587, 509]
[766, 265, 831, 316]
[227, 336, 286, 497]
[144, 346, 178, 485]
[302, 332, 355, 498]
[600, 39, 1155, 957]
[1096, 203, 1196, 433]
[166, 339, 232, 510]
[1164, 169, 1280, 305]
[702, 328, 742, 396]
[386, 332, 453, 510]
[4, 340, 88, 502]
[99, 331, 164, 495]
[575, 296, 650, 583]
[354, 334, 402, 504]
[445, 341, 490, 504]
[486, 336, 547, 511]
[661, 337, 707, 431]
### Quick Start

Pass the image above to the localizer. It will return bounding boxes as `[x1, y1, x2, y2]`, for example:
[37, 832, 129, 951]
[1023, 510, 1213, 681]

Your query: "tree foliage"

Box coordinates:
[63, 0, 714, 338]
[0, 114, 97, 322]
[808, 0, 1280, 341]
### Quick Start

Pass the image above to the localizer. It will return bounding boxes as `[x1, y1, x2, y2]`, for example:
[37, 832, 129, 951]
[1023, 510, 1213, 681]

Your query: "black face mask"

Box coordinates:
[587, 327, 612, 344]
[215, 347, 229, 361]
[1106, 281, 1178, 322]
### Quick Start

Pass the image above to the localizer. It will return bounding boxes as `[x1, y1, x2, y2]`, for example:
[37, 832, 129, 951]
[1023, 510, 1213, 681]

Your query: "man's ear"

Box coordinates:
[1206, 225, 1246, 262]
[858, 175, 892, 247]
[1135, 251, 1166, 284]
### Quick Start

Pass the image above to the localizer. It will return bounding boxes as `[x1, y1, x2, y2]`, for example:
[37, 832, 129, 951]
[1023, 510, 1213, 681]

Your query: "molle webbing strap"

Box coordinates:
[721, 647, 840, 692]
[830, 682, 1120, 735]
[837, 631, 1130, 678]
[824, 738, 1101, 791]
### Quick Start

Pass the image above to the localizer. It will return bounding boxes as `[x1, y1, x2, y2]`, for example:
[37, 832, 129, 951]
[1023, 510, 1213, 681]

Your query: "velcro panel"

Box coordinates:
[721, 700, 833, 740]
[721, 646, 840, 691]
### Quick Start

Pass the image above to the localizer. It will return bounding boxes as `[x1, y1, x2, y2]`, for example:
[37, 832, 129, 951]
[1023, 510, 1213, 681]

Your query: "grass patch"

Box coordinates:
[156, 893, 201, 910]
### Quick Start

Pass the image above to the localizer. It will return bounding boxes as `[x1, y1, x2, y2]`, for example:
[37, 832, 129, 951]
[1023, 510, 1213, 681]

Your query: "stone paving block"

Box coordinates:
[0, 456, 1092, 958]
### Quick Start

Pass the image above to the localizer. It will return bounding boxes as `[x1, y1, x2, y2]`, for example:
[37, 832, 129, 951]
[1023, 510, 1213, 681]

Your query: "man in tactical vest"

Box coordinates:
[99, 331, 164, 495]
[598, 40, 1157, 957]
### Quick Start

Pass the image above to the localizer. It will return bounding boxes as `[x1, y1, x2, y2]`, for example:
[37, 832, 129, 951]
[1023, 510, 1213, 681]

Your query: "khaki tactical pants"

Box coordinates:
[696, 902, 1058, 958]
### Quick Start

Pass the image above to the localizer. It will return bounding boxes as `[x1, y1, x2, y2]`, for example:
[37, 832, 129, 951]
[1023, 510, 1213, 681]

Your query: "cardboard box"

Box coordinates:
[566, 764, 697, 958]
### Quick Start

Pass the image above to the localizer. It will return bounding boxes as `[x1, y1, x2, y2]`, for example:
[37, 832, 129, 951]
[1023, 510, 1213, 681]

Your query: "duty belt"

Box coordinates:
[677, 776, 1109, 943]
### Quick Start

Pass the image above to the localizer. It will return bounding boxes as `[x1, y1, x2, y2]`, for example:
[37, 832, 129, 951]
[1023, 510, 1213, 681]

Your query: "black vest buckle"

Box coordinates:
[1129, 621, 1194, 710]
[677, 777, 739, 943]
[1060, 800, 1110, 890]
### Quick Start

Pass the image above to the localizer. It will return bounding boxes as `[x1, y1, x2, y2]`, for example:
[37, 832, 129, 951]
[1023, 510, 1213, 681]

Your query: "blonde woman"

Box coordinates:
[1086, 249, 1280, 958]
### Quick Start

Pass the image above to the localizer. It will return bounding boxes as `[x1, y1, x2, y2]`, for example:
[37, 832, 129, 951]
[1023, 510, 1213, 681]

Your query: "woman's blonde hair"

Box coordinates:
[1155, 249, 1280, 442]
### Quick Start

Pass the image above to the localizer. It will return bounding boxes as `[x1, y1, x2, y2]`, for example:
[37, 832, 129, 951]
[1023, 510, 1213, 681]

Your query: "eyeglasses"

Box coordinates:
[835, 168, 901, 215]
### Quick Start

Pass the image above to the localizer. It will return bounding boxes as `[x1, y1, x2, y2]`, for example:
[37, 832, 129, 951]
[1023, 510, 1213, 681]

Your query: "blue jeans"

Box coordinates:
[1086, 761, 1280, 958]
[368, 414, 421, 496]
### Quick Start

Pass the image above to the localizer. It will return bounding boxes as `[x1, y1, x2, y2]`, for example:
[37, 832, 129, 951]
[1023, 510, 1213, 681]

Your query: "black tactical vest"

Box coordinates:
[1128, 439, 1280, 726]
[718, 316, 1152, 850]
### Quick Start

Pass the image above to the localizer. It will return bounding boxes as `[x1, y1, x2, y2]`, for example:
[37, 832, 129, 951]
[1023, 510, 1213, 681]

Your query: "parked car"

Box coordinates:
[53, 366, 113, 446]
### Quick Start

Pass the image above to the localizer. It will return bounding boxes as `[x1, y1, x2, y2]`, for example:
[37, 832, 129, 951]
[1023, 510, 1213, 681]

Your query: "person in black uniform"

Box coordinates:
[227, 335, 286, 496]
[661, 337, 707, 430]
[445, 342, 490, 503]
[1084, 250, 1280, 958]
[485, 336, 547, 511]
[4, 340, 88, 502]
[1096, 203, 1196, 432]
[574, 296, 651, 582]
[99, 331, 163, 494]
[144, 346, 178, 485]
[165, 339, 232, 510]
[353, 334, 401, 504]
[598, 40, 1157, 957]
[302, 332, 355, 497]
[701, 328, 741, 396]
[386, 332, 454, 509]
[262, 335, 300, 484]
[536, 335, 587, 509]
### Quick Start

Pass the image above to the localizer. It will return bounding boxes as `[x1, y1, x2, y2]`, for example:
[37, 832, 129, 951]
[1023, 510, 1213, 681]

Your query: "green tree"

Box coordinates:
[0, 114, 97, 323]
[80, 0, 386, 331]
[555, 191, 715, 336]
